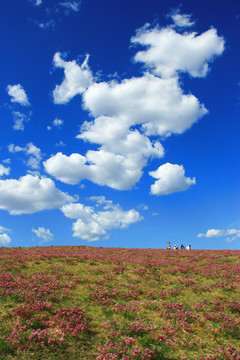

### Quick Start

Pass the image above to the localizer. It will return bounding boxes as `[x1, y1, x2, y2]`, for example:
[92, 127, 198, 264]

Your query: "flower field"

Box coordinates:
[0, 246, 239, 360]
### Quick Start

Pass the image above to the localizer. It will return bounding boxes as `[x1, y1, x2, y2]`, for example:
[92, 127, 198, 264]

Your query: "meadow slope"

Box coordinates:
[0, 246, 239, 359]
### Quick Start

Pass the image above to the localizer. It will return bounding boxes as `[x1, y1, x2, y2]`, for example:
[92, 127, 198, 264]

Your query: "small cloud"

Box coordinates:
[0, 225, 10, 234]
[2, 159, 11, 164]
[12, 111, 30, 131]
[60, 1, 81, 12]
[32, 227, 54, 244]
[32, 19, 55, 30]
[0, 233, 11, 245]
[197, 229, 224, 238]
[137, 203, 149, 211]
[55, 141, 66, 147]
[52, 52, 93, 104]
[47, 118, 64, 130]
[7, 84, 30, 106]
[149, 163, 196, 196]
[61, 199, 142, 241]
[29, 0, 43, 6]
[197, 228, 240, 243]
[53, 118, 64, 127]
[0, 163, 10, 177]
[89, 196, 115, 210]
[8, 142, 42, 170]
[169, 9, 195, 28]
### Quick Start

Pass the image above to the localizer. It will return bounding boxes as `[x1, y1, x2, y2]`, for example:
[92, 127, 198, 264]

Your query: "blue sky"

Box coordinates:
[0, 0, 239, 249]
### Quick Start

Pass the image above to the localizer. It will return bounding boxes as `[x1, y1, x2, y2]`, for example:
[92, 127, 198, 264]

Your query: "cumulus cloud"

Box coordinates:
[0, 164, 10, 177]
[0, 233, 11, 245]
[198, 228, 240, 243]
[0, 174, 75, 215]
[44, 140, 162, 190]
[12, 111, 30, 131]
[197, 229, 224, 238]
[149, 163, 196, 196]
[82, 75, 207, 137]
[8, 143, 42, 170]
[0, 225, 11, 245]
[7, 84, 30, 106]
[45, 21, 224, 191]
[52, 52, 93, 104]
[132, 26, 224, 78]
[32, 227, 54, 243]
[61, 200, 142, 241]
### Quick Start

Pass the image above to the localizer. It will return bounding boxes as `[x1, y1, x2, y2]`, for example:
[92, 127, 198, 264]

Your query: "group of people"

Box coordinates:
[166, 242, 191, 250]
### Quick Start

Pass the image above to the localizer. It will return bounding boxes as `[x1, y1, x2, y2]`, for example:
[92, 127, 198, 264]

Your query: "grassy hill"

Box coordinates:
[0, 246, 239, 359]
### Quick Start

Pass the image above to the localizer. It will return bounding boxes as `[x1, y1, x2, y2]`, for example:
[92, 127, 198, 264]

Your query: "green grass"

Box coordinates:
[0, 246, 239, 359]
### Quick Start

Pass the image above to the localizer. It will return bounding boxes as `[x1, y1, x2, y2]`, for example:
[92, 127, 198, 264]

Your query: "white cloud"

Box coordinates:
[32, 227, 54, 243]
[44, 140, 162, 190]
[55, 141, 66, 147]
[82, 74, 207, 137]
[0, 225, 10, 234]
[46, 71, 206, 190]
[2, 159, 11, 164]
[7, 84, 30, 106]
[47, 118, 64, 131]
[46, 21, 224, 191]
[197, 228, 240, 241]
[149, 163, 196, 196]
[89, 196, 114, 210]
[226, 229, 240, 236]
[52, 52, 93, 104]
[0, 164, 10, 177]
[8, 143, 42, 170]
[34, 20, 56, 30]
[170, 10, 195, 28]
[61, 200, 142, 241]
[12, 111, 30, 131]
[29, 0, 42, 6]
[136, 203, 149, 211]
[60, 1, 81, 12]
[197, 229, 224, 238]
[53, 118, 64, 127]
[44, 152, 88, 185]
[0, 174, 75, 215]
[0, 233, 11, 245]
[131, 26, 224, 78]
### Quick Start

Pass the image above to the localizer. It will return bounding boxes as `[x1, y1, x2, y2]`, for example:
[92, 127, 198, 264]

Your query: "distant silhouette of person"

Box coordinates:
[166, 242, 171, 250]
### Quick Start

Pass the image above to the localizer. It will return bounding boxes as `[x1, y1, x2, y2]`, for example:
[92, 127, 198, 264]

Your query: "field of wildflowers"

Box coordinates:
[0, 246, 239, 359]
